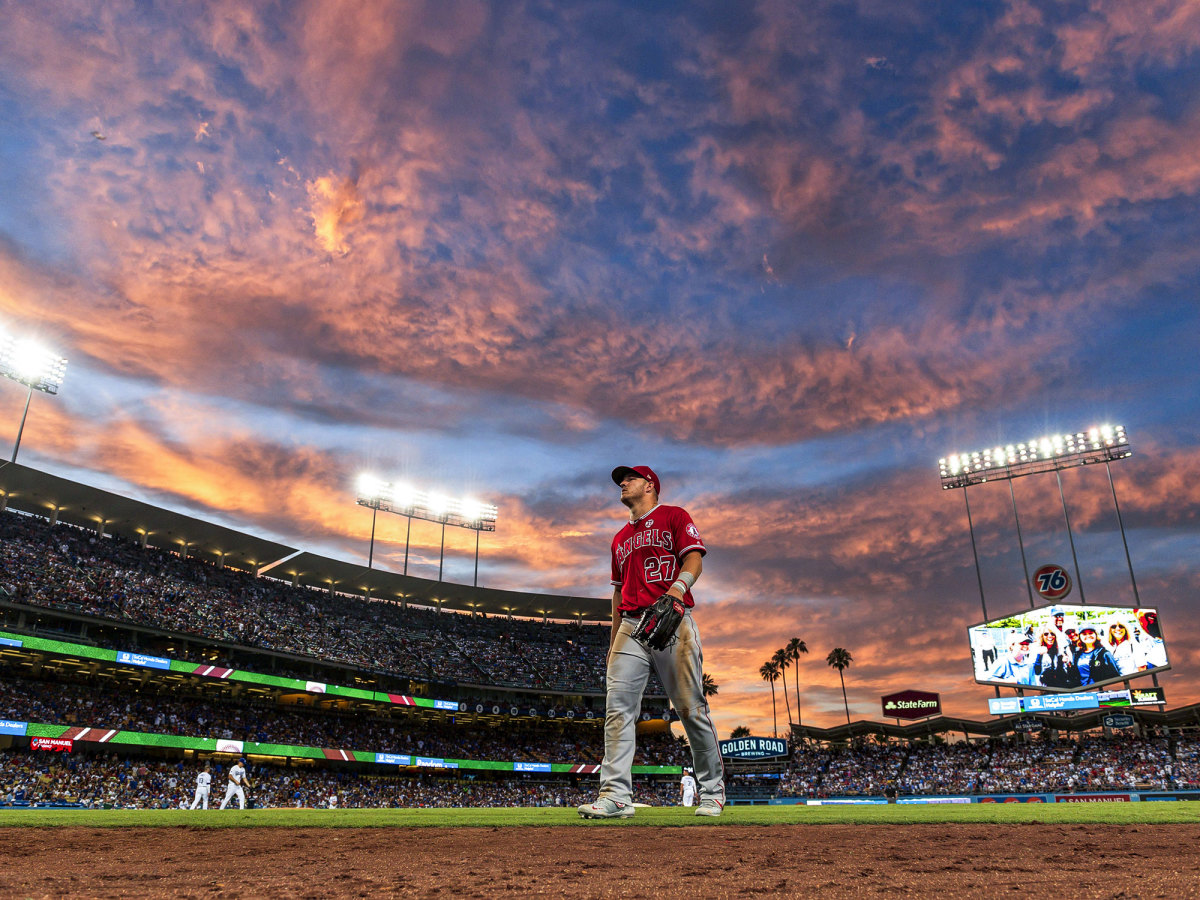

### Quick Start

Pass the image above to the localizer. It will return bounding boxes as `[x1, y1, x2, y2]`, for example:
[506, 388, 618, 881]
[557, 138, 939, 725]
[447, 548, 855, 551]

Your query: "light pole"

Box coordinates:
[939, 425, 1132, 607]
[0, 332, 68, 463]
[355, 475, 497, 584]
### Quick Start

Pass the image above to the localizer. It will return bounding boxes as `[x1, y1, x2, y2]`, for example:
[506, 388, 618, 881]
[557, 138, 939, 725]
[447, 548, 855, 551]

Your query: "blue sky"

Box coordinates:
[1, 0, 1198, 733]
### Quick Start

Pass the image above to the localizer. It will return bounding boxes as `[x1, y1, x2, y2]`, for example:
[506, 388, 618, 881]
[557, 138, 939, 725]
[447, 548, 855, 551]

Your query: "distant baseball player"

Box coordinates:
[189, 764, 212, 810]
[578, 465, 725, 819]
[680, 768, 697, 807]
[219, 759, 251, 810]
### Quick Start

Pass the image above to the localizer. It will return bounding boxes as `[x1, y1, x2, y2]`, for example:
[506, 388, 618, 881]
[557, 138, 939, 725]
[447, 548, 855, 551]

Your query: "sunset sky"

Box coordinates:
[1, 1, 1199, 735]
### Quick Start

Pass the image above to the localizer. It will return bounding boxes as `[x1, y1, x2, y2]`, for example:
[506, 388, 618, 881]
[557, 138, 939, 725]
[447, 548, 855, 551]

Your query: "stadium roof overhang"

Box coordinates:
[0, 462, 294, 573]
[0, 463, 610, 621]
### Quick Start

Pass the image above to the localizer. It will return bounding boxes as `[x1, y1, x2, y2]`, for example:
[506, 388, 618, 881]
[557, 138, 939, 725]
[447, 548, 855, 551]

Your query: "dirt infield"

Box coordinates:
[2, 824, 1198, 898]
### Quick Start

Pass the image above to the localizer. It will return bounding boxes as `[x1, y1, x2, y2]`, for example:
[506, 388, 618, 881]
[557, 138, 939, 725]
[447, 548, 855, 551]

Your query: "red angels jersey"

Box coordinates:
[611, 504, 706, 614]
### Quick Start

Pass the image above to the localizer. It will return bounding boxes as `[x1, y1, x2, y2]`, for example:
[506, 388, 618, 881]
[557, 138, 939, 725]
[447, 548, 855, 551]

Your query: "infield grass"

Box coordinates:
[1, 803, 1199, 827]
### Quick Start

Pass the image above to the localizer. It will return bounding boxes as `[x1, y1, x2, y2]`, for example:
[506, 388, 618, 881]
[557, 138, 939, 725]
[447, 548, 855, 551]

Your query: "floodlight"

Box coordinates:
[356, 473, 388, 502]
[939, 424, 1130, 489]
[353, 475, 499, 584]
[0, 328, 69, 462]
[0, 336, 68, 393]
[392, 482, 416, 509]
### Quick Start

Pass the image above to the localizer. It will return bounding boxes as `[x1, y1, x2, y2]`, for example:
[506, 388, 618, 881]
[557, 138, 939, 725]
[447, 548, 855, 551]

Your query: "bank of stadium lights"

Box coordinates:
[0, 328, 68, 463]
[938, 425, 1131, 490]
[356, 474, 498, 585]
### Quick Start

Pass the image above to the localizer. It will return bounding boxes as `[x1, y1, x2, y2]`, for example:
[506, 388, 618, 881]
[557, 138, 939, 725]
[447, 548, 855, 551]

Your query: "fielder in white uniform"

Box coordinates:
[190, 765, 212, 810]
[219, 759, 251, 810]
[680, 770, 697, 807]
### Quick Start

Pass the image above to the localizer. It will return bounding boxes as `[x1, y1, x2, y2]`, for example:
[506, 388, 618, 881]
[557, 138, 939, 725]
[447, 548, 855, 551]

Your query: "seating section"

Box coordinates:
[0, 666, 689, 767]
[775, 732, 1189, 797]
[0, 512, 665, 695]
[0, 749, 679, 809]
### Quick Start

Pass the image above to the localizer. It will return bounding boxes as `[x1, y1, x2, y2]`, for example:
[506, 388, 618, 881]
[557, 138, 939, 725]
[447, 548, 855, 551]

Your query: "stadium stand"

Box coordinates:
[4, 495, 1200, 809]
[0, 510, 666, 696]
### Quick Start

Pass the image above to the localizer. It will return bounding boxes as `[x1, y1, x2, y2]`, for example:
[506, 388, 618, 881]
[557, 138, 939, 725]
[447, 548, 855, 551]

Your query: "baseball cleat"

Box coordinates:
[577, 798, 635, 819]
[694, 798, 724, 817]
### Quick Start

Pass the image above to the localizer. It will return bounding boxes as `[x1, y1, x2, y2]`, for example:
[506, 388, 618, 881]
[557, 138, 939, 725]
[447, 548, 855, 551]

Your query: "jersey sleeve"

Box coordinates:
[672, 507, 707, 560]
[610, 536, 622, 586]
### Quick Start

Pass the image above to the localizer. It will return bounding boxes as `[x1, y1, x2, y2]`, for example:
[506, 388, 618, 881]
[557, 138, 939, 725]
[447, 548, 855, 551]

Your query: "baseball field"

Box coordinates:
[2, 804, 1198, 897]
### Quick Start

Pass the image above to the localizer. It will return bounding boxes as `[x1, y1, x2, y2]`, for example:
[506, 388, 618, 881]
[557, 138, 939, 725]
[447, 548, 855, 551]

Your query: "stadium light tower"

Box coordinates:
[938, 425, 1131, 489]
[355, 475, 498, 585]
[0, 329, 68, 463]
[938, 424, 1137, 620]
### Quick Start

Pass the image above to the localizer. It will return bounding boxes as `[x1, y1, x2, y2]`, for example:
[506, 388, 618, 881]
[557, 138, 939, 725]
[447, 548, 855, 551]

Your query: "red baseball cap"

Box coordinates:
[611, 465, 660, 495]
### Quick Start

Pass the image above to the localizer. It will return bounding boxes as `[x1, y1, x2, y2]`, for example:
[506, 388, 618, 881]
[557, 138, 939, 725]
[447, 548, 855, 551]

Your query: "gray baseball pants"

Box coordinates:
[598, 611, 725, 805]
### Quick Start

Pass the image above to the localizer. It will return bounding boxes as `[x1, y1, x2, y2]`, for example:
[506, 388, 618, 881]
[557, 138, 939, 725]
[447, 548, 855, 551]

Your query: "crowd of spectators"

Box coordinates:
[6, 730, 1200, 811]
[776, 731, 1196, 797]
[900, 741, 990, 794]
[0, 749, 679, 810]
[0, 668, 689, 767]
[0, 512, 667, 695]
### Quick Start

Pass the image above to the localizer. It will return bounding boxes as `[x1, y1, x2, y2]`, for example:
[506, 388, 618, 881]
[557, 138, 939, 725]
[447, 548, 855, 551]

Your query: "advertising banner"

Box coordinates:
[1023, 693, 1099, 712]
[1129, 686, 1166, 706]
[968, 603, 1168, 692]
[881, 690, 941, 720]
[806, 798, 887, 806]
[719, 737, 789, 760]
[375, 753, 412, 766]
[0, 719, 27, 736]
[1103, 714, 1135, 729]
[30, 737, 73, 752]
[1056, 794, 1132, 803]
[116, 651, 171, 671]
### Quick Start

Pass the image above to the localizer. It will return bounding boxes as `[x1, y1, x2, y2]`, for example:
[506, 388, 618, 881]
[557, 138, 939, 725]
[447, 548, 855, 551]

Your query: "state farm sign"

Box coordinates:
[881, 690, 941, 720]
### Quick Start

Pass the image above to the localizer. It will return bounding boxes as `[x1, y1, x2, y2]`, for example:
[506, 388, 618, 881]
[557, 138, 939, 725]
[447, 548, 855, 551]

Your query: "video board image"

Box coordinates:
[968, 604, 1168, 692]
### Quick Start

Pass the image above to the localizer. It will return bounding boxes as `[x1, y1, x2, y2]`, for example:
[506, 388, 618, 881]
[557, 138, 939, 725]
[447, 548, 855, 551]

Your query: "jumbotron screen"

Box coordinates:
[968, 603, 1168, 692]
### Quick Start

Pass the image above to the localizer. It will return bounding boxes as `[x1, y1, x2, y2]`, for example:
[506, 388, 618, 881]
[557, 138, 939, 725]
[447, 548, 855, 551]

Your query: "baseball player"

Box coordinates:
[680, 768, 697, 807]
[578, 465, 725, 819]
[219, 759, 251, 810]
[189, 764, 212, 810]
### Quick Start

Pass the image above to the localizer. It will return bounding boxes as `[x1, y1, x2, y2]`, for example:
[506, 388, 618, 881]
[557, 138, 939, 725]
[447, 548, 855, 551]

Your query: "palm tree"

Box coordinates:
[730, 725, 751, 739]
[772, 648, 793, 729]
[826, 647, 853, 725]
[759, 660, 781, 737]
[785, 637, 808, 729]
[702, 672, 719, 698]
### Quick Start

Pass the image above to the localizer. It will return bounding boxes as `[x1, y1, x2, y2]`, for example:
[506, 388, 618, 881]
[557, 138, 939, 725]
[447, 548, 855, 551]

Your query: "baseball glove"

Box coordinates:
[632, 593, 685, 651]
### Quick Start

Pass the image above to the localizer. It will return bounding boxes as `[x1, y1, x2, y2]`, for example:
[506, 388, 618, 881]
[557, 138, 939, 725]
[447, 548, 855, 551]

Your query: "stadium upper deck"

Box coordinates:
[0, 463, 609, 620]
